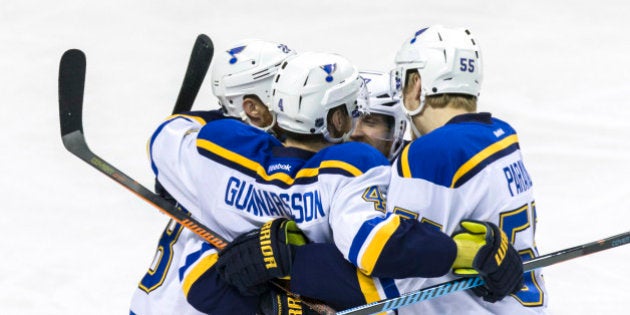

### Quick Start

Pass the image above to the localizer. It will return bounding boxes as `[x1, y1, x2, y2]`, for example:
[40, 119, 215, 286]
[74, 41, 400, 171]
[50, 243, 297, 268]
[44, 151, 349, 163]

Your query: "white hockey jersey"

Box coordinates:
[130, 221, 208, 315]
[130, 111, 251, 315]
[151, 115, 397, 267]
[135, 113, 458, 313]
[387, 113, 547, 314]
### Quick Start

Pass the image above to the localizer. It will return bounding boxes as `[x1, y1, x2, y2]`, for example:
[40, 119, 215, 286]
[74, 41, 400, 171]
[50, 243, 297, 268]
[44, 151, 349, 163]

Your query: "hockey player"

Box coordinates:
[352, 70, 407, 161]
[129, 38, 296, 315]
[212, 52, 524, 313]
[131, 43, 394, 315]
[387, 25, 548, 314]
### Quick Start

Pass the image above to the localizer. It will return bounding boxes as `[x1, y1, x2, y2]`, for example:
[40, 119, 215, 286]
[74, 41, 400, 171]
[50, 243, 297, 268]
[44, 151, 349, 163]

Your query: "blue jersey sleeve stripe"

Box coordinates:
[182, 253, 219, 297]
[181, 248, 218, 297]
[179, 242, 214, 280]
[451, 134, 520, 188]
[380, 277, 401, 299]
[148, 118, 176, 176]
[356, 270, 382, 303]
[360, 215, 402, 275]
[348, 216, 388, 266]
[148, 114, 206, 176]
[348, 214, 402, 275]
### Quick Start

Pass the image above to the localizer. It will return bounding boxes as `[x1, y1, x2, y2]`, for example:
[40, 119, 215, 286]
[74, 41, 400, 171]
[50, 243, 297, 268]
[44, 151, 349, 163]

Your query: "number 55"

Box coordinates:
[459, 58, 475, 72]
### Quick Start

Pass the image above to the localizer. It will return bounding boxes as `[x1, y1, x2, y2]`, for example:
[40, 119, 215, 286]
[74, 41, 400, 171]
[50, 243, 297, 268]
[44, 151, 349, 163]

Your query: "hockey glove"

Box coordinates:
[258, 289, 325, 315]
[216, 218, 308, 296]
[452, 220, 524, 303]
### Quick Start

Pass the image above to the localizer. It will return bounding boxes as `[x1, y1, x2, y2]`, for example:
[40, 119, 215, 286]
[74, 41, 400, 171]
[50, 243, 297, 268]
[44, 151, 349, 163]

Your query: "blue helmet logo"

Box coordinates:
[320, 64, 337, 82]
[227, 45, 246, 64]
[410, 28, 428, 44]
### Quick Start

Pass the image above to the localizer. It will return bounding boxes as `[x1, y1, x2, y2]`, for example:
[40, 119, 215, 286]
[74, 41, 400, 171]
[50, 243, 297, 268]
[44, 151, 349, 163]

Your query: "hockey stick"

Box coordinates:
[337, 230, 630, 315]
[172, 34, 214, 114]
[58, 49, 335, 315]
[170, 37, 333, 313]
[59, 48, 228, 249]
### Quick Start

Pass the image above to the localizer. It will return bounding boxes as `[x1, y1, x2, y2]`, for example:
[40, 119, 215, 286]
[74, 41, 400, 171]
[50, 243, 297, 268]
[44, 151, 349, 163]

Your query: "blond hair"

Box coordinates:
[405, 70, 478, 112]
[426, 94, 477, 112]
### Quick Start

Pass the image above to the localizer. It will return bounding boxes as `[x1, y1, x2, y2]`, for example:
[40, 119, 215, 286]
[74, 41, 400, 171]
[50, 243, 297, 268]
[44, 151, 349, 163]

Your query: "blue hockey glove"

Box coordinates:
[216, 218, 308, 296]
[452, 220, 524, 303]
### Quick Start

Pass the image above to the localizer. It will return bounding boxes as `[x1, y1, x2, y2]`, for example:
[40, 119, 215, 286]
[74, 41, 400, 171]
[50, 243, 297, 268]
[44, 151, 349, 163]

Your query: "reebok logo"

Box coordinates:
[259, 220, 277, 269]
[268, 163, 291, 173]
[494, 231, 509, 266]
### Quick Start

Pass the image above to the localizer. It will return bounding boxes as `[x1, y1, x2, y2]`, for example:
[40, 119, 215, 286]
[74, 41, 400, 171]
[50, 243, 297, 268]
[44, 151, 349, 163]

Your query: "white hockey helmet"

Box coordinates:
[359, 70, 408, 160]
[211, 39, 296, 124]
[392, 25, 483, 116]
[271, 52, 362, 143]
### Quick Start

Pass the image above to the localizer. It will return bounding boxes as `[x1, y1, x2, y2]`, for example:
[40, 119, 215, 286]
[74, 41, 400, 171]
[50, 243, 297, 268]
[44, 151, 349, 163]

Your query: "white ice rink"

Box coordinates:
[2, 0, 629, 314]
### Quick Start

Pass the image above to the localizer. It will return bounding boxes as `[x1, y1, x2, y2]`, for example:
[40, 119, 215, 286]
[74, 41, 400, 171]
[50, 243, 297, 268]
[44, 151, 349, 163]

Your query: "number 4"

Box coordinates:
[459, 58, 475, 72]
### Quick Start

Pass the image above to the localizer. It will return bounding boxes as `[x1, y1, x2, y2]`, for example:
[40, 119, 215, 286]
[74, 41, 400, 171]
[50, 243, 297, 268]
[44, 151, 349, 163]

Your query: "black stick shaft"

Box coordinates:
[58, 49, 228, 249]
[172, 34, 214, 114]
[57, 48, 333, 314]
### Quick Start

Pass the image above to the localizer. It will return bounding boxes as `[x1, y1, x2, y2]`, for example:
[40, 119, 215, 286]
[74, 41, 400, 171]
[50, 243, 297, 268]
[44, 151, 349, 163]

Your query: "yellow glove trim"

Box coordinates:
[452, 221, 488, 270]
[283, 220, 307, 245]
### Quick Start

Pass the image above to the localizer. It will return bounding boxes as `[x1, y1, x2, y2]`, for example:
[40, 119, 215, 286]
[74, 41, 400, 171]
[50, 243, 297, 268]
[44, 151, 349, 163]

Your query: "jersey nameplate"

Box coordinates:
[224, 176, 325, 223]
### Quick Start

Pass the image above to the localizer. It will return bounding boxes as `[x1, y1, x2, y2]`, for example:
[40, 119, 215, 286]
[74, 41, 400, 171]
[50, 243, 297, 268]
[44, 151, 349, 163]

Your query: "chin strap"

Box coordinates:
[322, 129, 347, 144]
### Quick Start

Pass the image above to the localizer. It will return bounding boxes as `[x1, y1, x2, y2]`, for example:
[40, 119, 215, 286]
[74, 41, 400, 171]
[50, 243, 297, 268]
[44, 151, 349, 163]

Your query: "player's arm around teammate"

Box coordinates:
[215, 52, 525, 312]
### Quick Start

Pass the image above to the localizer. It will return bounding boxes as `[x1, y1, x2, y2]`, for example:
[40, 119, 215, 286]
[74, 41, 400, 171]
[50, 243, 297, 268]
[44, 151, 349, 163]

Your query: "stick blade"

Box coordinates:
[59, 49, 86, 138]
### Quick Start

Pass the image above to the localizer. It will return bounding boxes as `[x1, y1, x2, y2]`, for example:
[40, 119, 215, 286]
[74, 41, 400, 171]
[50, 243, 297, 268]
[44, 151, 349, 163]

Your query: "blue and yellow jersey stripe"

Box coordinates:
[196, 119, 389, 188]
[348, 214, 402, 275]
[355, 273, 400, 314]
[397, 115, 521, 188]
[179, 242, 216, 297]
[348, 213, 457, 278]
[450, 134, 519, 188]
[181, 253, 218, 297]
[356, 271, 382, 303]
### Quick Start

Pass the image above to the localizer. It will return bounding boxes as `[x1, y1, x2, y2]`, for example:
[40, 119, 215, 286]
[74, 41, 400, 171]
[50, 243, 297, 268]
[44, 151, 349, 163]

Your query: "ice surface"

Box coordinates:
[2, 1, 629, 314]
